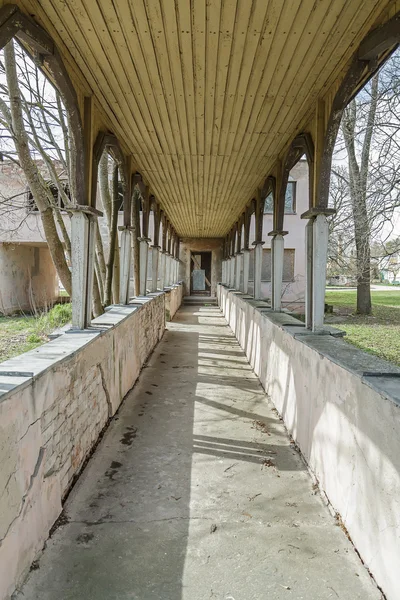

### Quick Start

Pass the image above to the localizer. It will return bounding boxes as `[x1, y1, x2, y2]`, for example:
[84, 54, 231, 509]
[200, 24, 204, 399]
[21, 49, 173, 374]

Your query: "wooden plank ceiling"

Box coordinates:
[20, 0, 390, 237]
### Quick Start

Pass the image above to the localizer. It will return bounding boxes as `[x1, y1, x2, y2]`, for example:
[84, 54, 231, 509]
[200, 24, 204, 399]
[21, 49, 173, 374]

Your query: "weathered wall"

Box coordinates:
[0, 244, 59, 314]
[179, 238, 222, 297]
[0, 285, 182, 600]
[164, 283, 184, 321]
[218, 284, 400, 600]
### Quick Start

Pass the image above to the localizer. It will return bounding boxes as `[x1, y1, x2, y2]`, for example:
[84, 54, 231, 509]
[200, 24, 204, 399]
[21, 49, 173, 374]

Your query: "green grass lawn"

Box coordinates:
[0, 303, 72, 363]
[325, 290, 400, 367]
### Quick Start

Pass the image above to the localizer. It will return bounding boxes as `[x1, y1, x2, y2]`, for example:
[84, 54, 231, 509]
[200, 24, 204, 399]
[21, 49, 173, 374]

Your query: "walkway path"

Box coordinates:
[16, 306, 381, 600]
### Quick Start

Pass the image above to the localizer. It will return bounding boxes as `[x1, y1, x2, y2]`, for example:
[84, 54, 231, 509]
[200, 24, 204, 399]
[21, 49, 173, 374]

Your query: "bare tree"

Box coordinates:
[0, 40, 125, 317]
[1, 40, 73, 294]
[329, 49, 400, 312]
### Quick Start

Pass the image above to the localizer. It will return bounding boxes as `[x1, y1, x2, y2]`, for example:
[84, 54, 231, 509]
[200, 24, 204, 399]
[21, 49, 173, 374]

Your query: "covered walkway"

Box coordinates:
[16, 305, 380, 600]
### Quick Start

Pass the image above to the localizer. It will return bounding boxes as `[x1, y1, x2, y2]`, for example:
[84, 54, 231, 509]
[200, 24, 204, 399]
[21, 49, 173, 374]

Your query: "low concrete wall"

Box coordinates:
[164, 282, 184, 321]
[0, 285, 182, 600]
[218, 284, 400, 600]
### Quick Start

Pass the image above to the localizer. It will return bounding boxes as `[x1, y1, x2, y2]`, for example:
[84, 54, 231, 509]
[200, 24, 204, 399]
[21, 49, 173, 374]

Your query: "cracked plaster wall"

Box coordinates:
[218, 284, 400, 600]
[0, 288, 183, 600]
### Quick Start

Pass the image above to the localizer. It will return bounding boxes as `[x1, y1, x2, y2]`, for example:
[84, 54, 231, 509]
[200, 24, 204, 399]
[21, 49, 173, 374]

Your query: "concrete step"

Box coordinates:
[183, 296, 217, 306]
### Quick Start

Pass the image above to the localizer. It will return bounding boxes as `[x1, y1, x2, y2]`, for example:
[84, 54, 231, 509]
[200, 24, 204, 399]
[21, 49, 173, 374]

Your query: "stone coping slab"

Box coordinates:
[0, 298, 159, 402]
[220, 285, 400, 408]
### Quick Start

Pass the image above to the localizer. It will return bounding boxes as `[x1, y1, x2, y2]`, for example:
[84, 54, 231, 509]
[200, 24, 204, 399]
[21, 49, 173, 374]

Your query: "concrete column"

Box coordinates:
[242, 249, 250, 294]
[175, 258, 179, 283]
[271, 234, 284, 311]
[159, 251, 166, 289]
[305, 219, 314, 329]
[71, 211, 90, 329]
[172, 258, 177, 284]
[139, 238, 149, 296]
[165, 254, 171, 287]
[230, 257, 235, 288]
[253, 242, 264, 300]
[119, 228, 132, 304]
[151, 246, 160, 292]
[312, 214, 329, 331]
[235, 253, 242, 290]
[222, 260, 226, 284]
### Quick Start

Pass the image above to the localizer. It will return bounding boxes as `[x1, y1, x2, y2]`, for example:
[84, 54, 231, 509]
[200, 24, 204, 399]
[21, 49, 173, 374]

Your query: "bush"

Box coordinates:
[35, 303, 72, 335]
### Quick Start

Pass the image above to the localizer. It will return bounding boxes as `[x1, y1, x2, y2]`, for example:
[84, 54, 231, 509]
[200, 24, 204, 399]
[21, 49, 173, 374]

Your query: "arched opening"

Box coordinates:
[325, 45, 400, 352]
[0, 5, 85, 323]
[92, 133, 130, 308]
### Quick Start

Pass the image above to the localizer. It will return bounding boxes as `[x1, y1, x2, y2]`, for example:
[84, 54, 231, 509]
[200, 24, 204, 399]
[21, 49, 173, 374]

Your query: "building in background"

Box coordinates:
[248, 159, 309, 309]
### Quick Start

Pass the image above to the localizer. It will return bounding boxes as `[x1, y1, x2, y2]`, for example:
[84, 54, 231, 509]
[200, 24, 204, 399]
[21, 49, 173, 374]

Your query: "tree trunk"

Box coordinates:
[341, 75, 379, 315]
[4, 40, 72, 295]
[92, 270, 103, 317]
[95, 220, 106, 303]
[95, 253, 104, 302]
[131, 187, 141, 296]
[104, 164, 119, 306]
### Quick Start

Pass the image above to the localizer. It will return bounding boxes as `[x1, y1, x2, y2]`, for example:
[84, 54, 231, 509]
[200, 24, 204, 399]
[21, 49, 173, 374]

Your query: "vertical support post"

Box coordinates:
[253, 189, 264, 300]
[253, 242, 264, 300]
[119, 228, 132, 304]
[72, 95, 95, 329]
[235, 253, 242, 290]
[164, 254, 170, 287]
[159, 251, 166, 289]
[312, 214, 329, 331]
[151, 245, 159, 292]
[131, 178, 141, 297]
[305, 219, 314, 329]
[118, 156, 133, 304]
[139, 238, 149, 295]
[71, 211, 90, 328]
[271, 234, 284, 311]
[242, 250, 250, 294]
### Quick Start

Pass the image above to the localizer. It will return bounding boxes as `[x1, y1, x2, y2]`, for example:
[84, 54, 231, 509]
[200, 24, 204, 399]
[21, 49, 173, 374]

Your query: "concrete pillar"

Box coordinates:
[71, 211, 90, 329]
[312, 214, 329, 331]
[253, 242, 264, 300]
[119, 228, 132, 304]
[151, 246, 160, 292]
[305, 219, 314, 329]
[139, 238, 149, 296]
[271, 234, 284, 311]
[235, 253, 242, 290]
[159, 251, 166, 289]
[222, 260, 226, 284]
[243, 249, 250, 294]
[230, 257, 235, 288]
[175, 258, 179, 283]
[165, 254, 171, 287]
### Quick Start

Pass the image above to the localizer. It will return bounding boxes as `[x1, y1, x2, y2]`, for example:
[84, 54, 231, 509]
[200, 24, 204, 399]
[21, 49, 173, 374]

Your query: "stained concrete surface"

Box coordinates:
[15, 306, 382, 600]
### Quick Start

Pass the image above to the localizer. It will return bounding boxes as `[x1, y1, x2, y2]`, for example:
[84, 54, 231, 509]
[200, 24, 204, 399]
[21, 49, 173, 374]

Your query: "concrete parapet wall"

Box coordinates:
[164, 282, 184, 321]
[0, 288, 182, 600]
[218, 284, 400, 600]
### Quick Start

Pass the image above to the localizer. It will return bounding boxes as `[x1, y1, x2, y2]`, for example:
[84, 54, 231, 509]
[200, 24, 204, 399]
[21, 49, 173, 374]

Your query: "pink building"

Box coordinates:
[248, 159, 308, 309]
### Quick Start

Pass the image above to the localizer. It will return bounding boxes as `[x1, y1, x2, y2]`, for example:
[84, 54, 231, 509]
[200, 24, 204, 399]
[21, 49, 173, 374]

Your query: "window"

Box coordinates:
[264, 181, 296, 214]
[26, 181, 71, 212]
[261, 249, 295, 281]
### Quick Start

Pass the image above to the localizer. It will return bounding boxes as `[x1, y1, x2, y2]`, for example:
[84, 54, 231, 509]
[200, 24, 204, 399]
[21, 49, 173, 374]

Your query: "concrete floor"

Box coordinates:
[15, 306, 382, 600]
